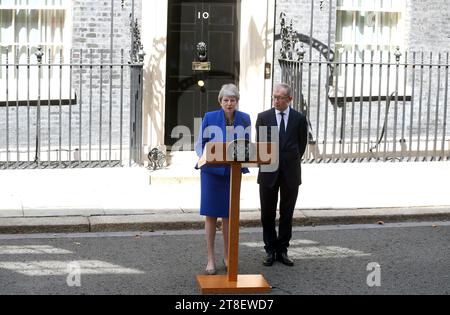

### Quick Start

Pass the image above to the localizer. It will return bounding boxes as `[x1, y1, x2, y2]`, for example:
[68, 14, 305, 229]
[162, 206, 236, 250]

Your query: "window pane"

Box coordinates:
[335, 0, 407, 97]
[28, 9, 39, 44]
[15, 9, 27, 43]
[1, 10, 13, 44]
[0, 0, 69, 7]
[336, 2, 405, 53]
[0, 0, 69, 84]
[336, 11, 354, 44]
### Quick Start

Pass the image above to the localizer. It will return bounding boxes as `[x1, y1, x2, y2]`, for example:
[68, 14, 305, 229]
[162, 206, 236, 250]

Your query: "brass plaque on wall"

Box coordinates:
[192, 62, 211, 71]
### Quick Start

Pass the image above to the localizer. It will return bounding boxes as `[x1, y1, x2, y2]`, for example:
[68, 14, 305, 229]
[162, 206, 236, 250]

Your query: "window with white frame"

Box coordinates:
[0, 0, 72, 102]
[335, 0, 407, 97]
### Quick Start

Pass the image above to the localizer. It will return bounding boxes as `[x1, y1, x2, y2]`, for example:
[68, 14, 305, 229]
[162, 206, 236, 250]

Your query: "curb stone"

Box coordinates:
[1, 207, 449, 234]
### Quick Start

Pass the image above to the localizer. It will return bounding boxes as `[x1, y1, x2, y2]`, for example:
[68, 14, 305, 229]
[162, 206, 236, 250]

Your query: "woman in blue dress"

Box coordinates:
[195, 84, 251, 275]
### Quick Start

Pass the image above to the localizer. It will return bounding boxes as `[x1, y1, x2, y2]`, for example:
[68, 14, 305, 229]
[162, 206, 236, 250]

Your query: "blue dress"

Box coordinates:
[195, 109, 252, 218]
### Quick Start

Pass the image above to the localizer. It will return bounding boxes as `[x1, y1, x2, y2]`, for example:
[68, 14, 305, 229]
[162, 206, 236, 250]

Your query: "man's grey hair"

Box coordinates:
[274, 83, 292, 97]
[218, 84, 240, 103]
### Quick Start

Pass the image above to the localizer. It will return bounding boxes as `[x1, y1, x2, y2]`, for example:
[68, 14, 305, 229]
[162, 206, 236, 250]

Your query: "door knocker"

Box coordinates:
[197, 42, 208, 62]
[193, 42, 211, 71]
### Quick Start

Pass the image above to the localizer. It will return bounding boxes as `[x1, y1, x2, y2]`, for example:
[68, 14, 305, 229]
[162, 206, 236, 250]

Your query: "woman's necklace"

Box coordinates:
[226, 115, 235, 126]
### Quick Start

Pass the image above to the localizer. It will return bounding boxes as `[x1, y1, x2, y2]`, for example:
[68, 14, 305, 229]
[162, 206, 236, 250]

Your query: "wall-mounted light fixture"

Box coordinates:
[265, 63, 272, 80]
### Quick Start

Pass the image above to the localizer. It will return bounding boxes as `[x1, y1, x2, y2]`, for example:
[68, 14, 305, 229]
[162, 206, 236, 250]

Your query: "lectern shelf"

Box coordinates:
[197, 142, 276, 168]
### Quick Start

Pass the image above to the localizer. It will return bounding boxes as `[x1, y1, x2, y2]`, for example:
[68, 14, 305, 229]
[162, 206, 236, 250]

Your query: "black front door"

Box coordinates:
[165, 0, 240, 147]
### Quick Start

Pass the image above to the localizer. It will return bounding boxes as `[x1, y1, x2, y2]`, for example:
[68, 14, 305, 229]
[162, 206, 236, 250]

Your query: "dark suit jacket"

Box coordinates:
[256, 108, 308, 188]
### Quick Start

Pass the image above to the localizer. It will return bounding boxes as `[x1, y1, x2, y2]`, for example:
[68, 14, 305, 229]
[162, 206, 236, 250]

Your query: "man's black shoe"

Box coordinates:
[263, 253, 276, 267]
[277, 252, 294, 267]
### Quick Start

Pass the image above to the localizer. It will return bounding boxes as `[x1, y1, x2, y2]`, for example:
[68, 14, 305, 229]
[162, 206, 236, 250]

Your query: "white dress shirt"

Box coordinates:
[275, 106, 291, 132]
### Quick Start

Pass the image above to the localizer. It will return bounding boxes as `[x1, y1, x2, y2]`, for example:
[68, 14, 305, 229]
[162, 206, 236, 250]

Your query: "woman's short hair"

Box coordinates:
[218, 84, 240, 103]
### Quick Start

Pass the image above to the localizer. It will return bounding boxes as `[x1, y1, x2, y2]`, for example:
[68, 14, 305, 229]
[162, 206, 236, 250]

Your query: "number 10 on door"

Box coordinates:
[198, 11, 210, 20]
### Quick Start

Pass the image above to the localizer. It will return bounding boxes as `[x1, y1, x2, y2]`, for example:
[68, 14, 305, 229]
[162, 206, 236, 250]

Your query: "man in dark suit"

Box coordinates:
[256, 83, 308, 267]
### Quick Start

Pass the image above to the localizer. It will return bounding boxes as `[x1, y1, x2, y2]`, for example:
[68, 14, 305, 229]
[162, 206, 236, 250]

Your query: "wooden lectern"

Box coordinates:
[196, 141, 277, 294]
